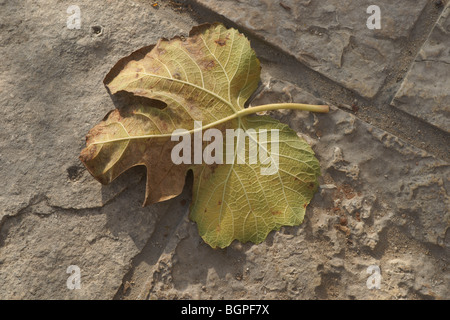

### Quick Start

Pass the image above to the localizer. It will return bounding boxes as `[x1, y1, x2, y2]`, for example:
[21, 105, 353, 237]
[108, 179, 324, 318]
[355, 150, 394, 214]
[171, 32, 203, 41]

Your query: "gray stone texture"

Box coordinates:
[0, 0, 448, 300]
[0, 0, 188, 299]
[122, 75, 449, 300]
[194, 0, 428, 98]
[392, 5, 450, 132]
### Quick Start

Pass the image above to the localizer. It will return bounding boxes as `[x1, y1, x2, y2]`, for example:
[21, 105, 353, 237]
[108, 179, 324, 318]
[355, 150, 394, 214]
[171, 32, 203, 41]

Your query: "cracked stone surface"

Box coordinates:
[0, 0, 188, 220]
[193, 0, 428, 98]
[0, 0, 449, 300]
[391, 5, 450, 132]
[0, 0, 190, 299]
[0, 183, 174, 299]
[120, 76, 449, 300]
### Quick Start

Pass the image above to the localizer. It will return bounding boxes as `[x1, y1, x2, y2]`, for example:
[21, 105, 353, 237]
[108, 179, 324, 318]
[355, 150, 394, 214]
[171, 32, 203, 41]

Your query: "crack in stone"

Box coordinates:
[416, 59, 450, 65]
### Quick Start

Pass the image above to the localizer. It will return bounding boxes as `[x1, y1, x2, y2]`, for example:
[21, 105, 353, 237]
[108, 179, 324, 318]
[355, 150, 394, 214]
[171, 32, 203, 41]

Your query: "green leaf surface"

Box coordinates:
[190, 115, 319, 248]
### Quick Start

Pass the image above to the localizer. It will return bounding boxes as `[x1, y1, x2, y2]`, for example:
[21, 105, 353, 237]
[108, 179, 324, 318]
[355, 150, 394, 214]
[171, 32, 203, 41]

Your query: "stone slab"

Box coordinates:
[194, 0, 428, 98]
[392, 4, 450, 132]
[0, 0, 187, 220]
[0, 0, 448, 300]
[122, 74, 449, 300]
[0, 0, 190, 299]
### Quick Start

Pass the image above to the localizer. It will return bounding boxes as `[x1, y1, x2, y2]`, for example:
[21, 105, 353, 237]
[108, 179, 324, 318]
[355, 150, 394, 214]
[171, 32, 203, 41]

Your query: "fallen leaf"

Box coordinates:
[80, 23, 326, 248]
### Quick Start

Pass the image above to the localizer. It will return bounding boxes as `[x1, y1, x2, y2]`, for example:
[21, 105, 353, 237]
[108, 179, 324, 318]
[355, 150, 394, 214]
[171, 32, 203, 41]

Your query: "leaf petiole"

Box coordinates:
[242, 103, 329, 116]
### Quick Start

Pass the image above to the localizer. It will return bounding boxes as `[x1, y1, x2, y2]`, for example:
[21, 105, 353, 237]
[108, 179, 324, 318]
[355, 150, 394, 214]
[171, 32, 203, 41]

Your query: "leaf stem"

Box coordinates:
[90, 103, 329, 145]
[241, 103, 329, 117]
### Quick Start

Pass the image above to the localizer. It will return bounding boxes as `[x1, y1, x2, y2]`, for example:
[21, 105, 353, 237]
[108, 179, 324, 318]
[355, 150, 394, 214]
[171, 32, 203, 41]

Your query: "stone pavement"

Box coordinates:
[0, 0, 448, 299]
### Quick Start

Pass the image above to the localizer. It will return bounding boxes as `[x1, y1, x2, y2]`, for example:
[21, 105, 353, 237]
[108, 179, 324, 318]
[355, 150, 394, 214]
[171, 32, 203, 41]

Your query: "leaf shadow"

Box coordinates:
[102, 169, 254, 298]
[169, 226, 252, 294]
[100, 165, 147, 207]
